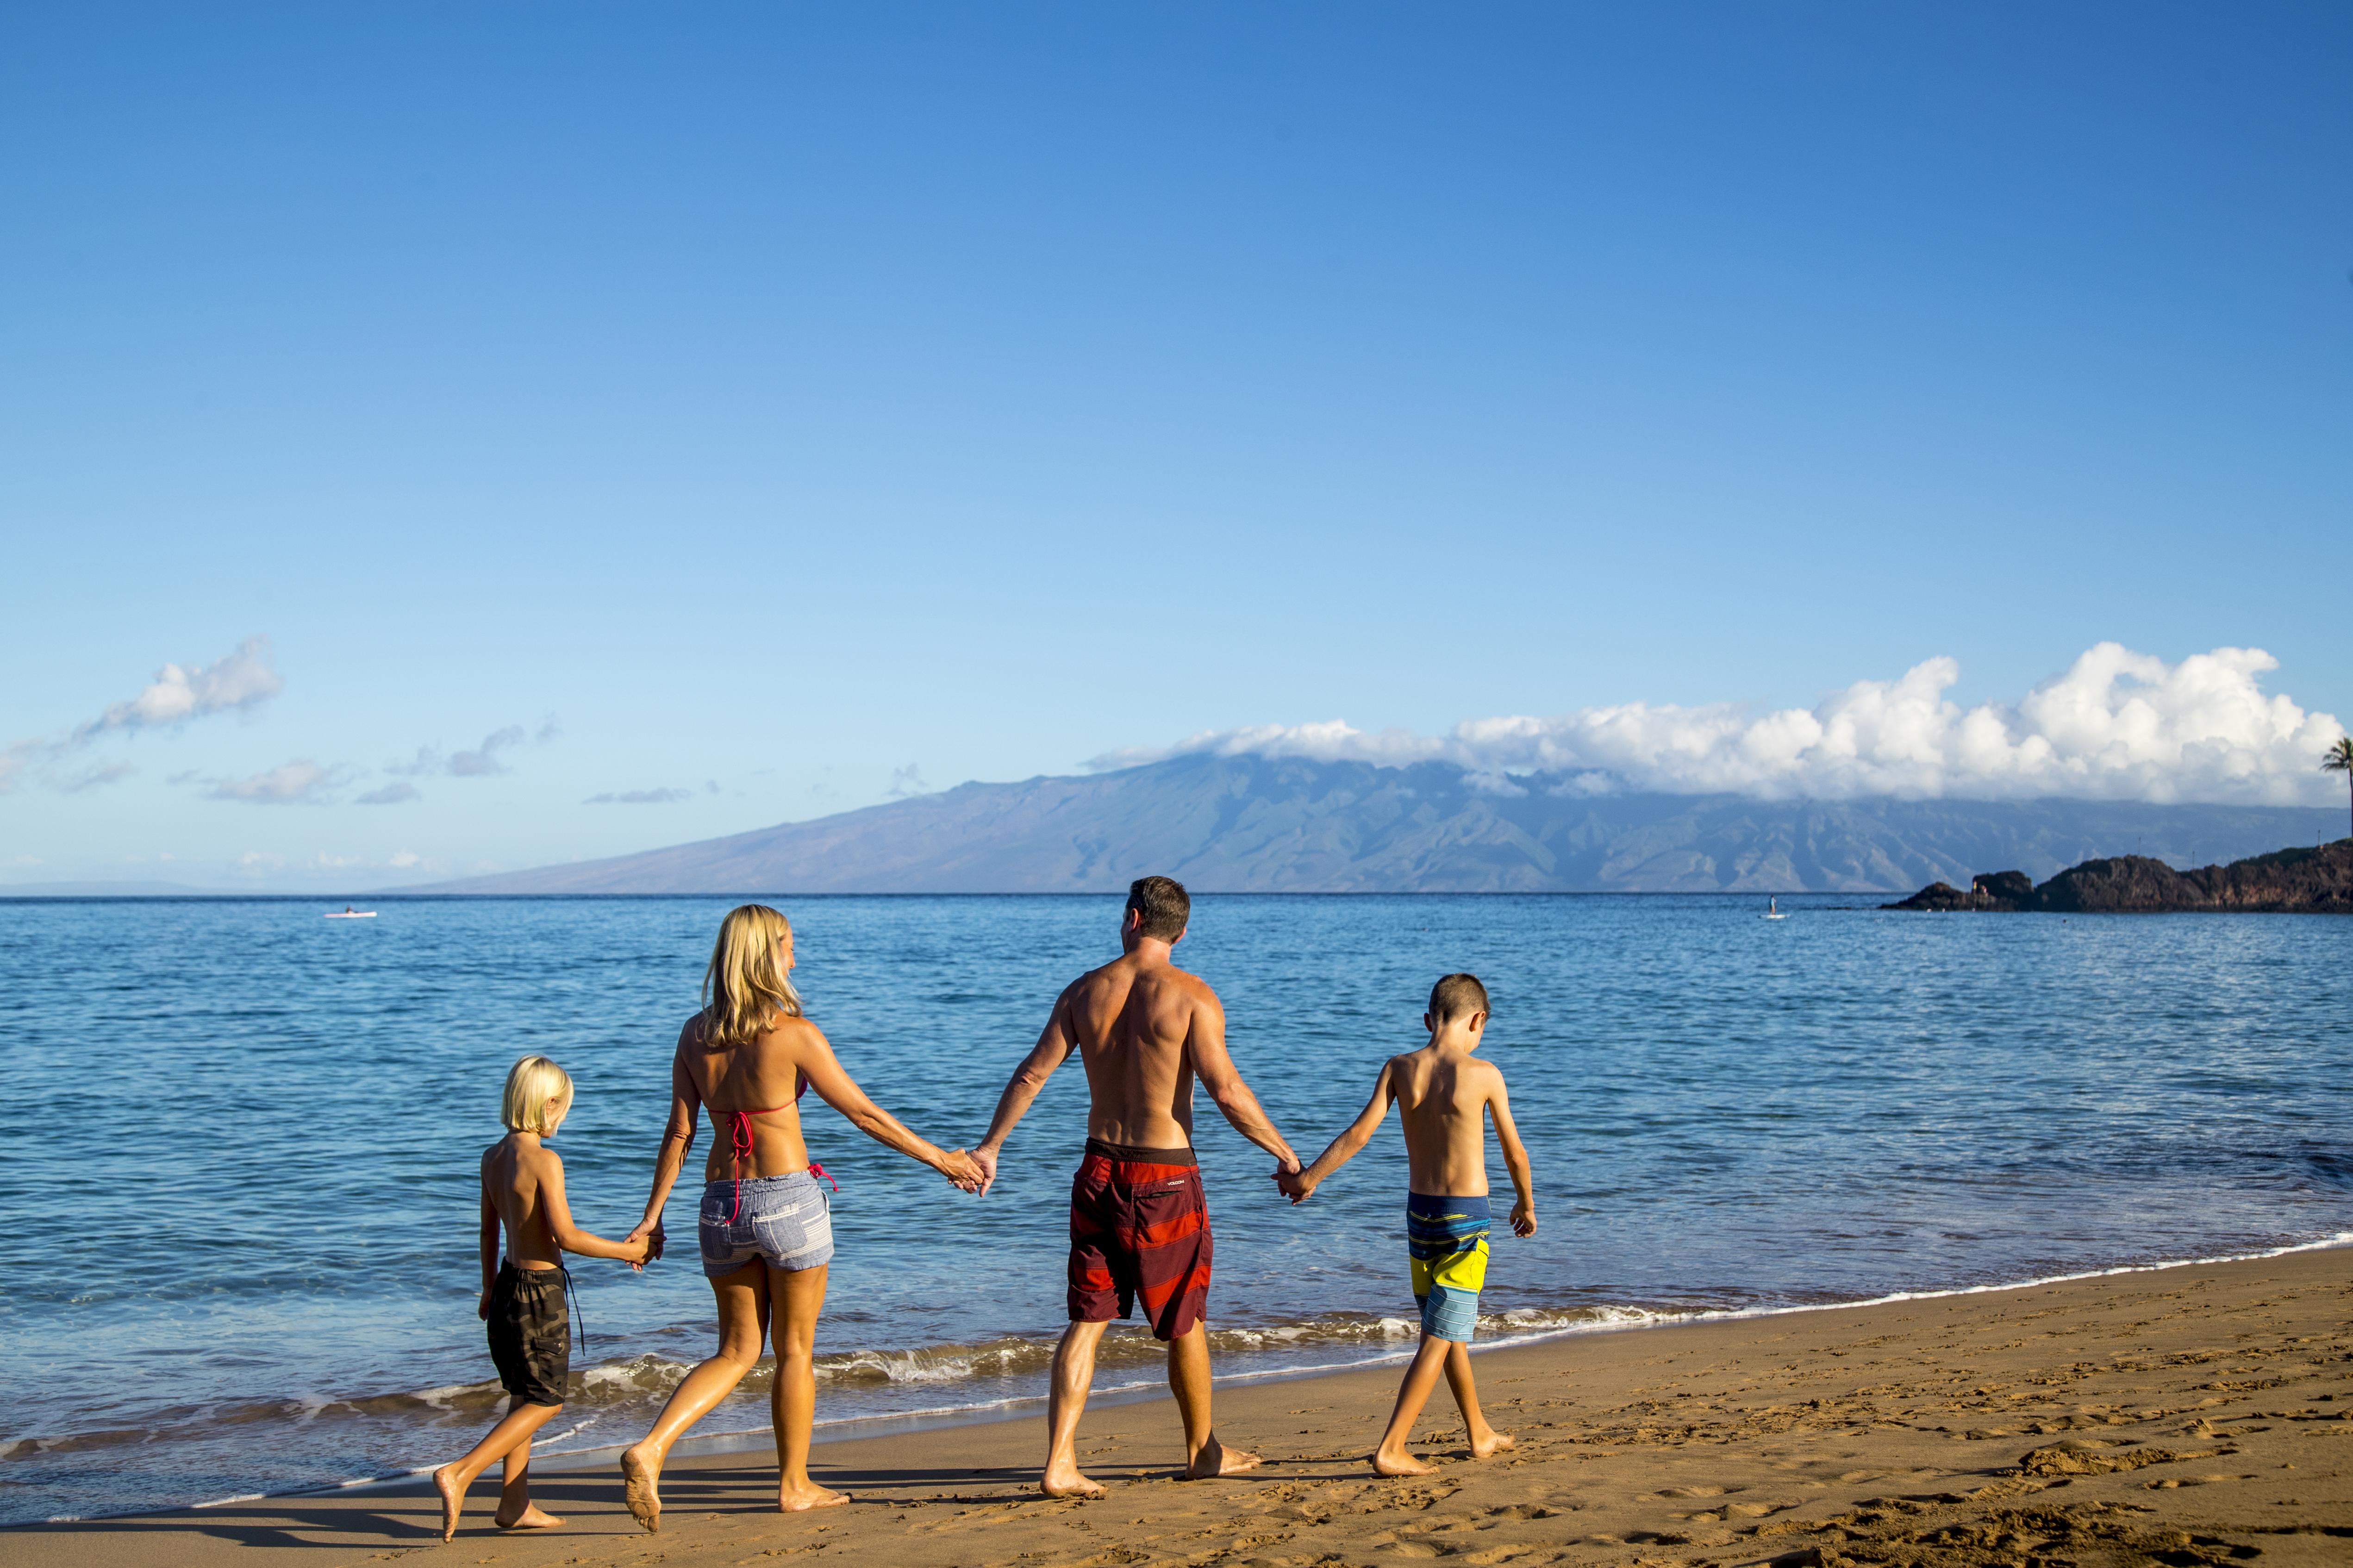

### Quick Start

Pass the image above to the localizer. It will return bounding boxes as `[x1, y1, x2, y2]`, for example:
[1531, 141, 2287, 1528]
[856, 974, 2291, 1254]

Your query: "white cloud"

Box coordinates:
[390, 721, 554, 779]
[4, 637, 284, 794]
[0, 740, 36, 795]
[59, 760, 137, 793]
[887, 763, 932, 797]
[356, 781, 421, 805]
[71, 636, 283, 743]
[389, 851, 423, 869]
[586, 787, 691, 804]
[1092, 644, 2350, 806]
[449, 726, 525, 777]
[208, 760, 341, 804]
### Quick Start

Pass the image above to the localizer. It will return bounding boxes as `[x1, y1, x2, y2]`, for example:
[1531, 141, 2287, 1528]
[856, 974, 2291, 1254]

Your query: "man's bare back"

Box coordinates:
[1057, 952, 1223, 1149]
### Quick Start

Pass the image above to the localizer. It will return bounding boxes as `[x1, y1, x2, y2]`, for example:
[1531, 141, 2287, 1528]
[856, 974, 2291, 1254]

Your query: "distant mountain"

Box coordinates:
[0, 880, 234, 897]
[397, 753, 2343, 895]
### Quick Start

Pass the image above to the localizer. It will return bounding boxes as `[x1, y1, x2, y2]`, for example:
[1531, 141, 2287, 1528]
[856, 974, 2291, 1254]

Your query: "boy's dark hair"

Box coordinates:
[1126, 876, 1191, 941]
[1428, 972, 1490, 1024]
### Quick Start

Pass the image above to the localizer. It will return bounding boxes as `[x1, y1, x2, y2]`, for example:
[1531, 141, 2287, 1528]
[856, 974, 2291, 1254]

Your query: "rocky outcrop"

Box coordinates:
[1972, 870, 2036, 904]
[1885, 841, 2353, 913]
[1883, 869, 2040, 911]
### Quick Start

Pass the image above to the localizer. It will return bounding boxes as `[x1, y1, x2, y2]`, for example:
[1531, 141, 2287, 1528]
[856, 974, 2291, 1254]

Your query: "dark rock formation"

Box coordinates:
[1885, 841, 2353, 914]
[1885, 880, 1979, 911]
[1973, 870, 2036, 904]
[1883, 868, 2040, 911]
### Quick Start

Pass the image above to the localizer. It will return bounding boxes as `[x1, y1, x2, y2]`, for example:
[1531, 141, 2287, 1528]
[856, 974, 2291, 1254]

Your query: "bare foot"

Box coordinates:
[1184, 1433, 1263, 1480]
[779, 1479, 852, 1512]
[492, 1501, 565, 1529]
[620, 1442, 662, 1533]
[1372, 1448, 1434, 1476]
[1040, 1459, 1107, 1498]
[1469, 1429, 1515, 1459]
[432, 1463, 465, 1542]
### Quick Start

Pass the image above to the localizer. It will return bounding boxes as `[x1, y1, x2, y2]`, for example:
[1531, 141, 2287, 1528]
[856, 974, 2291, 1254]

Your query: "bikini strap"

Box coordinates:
[721, 1101, 811, 1223]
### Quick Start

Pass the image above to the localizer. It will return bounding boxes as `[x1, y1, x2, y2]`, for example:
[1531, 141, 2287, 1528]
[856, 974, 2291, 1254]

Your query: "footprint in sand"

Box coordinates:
[2146, 1474, 2253, 1489]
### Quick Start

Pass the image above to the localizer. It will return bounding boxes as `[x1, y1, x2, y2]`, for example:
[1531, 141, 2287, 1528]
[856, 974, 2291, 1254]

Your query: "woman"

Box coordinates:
[618, 904, 980, 1528]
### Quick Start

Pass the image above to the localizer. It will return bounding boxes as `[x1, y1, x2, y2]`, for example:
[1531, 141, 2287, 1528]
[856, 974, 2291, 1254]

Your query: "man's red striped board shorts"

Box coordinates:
[1067, 1139, 1212, 1342]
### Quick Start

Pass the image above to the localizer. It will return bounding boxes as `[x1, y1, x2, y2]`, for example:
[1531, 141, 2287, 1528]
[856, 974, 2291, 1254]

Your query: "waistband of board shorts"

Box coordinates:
[1084, 1138, 1197, 1167]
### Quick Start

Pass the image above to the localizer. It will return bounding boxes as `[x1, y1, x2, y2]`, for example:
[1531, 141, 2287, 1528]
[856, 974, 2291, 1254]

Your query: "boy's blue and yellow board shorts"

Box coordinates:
[1407, 1193, 1491, 1343]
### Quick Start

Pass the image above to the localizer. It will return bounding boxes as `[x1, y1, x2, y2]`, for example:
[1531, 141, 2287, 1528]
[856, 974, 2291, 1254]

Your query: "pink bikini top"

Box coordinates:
[721, 1071, 834, 1220]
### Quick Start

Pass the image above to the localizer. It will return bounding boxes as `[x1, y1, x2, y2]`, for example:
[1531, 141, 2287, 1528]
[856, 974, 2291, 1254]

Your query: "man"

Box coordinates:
[973, 876, 1301, 1496]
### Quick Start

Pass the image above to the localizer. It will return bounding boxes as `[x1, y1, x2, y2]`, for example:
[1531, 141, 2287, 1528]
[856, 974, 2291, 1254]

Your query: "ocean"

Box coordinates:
[0, 892, 2347, 1525]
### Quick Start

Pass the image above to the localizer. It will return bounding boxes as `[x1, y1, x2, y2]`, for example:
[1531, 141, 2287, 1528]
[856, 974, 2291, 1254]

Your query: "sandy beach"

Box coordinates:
[10, 1246, 2347, 1568]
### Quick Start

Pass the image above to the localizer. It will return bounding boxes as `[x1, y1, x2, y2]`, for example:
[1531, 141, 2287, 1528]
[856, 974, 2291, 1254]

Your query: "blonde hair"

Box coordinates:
[503, 1054, 574, 1135]
[701, 904, 803, 1048]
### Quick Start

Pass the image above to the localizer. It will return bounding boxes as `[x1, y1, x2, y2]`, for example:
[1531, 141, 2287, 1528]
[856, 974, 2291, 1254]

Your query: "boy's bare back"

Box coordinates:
[1389, 1045, 1509, 1197]
[482, 1135, 565, 1269]
[1289, 990, 1533, 1238]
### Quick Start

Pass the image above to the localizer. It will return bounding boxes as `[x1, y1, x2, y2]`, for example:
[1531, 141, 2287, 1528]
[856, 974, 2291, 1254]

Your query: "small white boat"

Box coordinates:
[325, 908, 377, 919]
[1762, 897, 1789, 920]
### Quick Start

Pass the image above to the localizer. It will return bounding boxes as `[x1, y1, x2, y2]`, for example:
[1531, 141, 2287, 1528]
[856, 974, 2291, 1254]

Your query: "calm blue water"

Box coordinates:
[0, 893, 2347, 1524]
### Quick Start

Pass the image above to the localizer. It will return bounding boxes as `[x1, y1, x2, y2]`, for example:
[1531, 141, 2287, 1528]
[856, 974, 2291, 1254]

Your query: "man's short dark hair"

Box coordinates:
[1126, 876, 1190, 942]
[1428, 972, 1490, 1024]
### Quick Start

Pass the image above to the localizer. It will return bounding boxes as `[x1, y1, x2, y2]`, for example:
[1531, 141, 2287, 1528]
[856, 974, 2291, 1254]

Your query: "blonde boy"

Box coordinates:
[1280, 974, 1535, 1475]
[433, 1056, 648, 1541]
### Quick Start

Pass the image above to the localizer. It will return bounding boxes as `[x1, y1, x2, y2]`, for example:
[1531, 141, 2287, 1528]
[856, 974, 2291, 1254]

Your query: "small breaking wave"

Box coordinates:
[9, 1239, 2346, 1481]
[0, 1301, 1665, 1464]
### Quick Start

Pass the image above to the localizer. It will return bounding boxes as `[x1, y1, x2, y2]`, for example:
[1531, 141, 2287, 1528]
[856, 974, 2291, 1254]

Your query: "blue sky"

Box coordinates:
[3, 4, 2349, 888]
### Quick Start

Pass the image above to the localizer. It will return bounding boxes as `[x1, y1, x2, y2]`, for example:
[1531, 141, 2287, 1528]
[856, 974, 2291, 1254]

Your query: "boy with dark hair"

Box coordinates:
[1281, 972, 1535, 1475]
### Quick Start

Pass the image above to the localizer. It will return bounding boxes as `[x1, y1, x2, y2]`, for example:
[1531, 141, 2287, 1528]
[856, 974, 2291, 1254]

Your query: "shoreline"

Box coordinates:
[26, 1234, 2348, 1535]
[11, 1243, 2345, 1568]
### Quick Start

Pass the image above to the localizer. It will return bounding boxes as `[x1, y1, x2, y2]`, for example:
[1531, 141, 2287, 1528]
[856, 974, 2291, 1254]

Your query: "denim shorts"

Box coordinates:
[699, 1171, 834, 1278]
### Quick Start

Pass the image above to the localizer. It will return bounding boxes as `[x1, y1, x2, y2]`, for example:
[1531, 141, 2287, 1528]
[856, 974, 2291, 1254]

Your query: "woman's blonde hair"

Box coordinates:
[503, 1054, 574, 1135]
[701, 904, 803, 1047]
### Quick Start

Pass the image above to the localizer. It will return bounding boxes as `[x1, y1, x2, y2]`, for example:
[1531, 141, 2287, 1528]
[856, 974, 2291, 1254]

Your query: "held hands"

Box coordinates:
[1510, 1198, 1536, 1238]
[969, 1145, 999, 1198]
[937, 1147, 986, 1194]
[623, 1219, 666, 1268]
[1272, 1158, 1315, 1204]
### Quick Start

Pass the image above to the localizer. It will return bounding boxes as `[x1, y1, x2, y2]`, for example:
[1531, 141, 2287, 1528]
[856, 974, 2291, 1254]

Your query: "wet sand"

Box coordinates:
[9, 1246, 2347, 1568]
